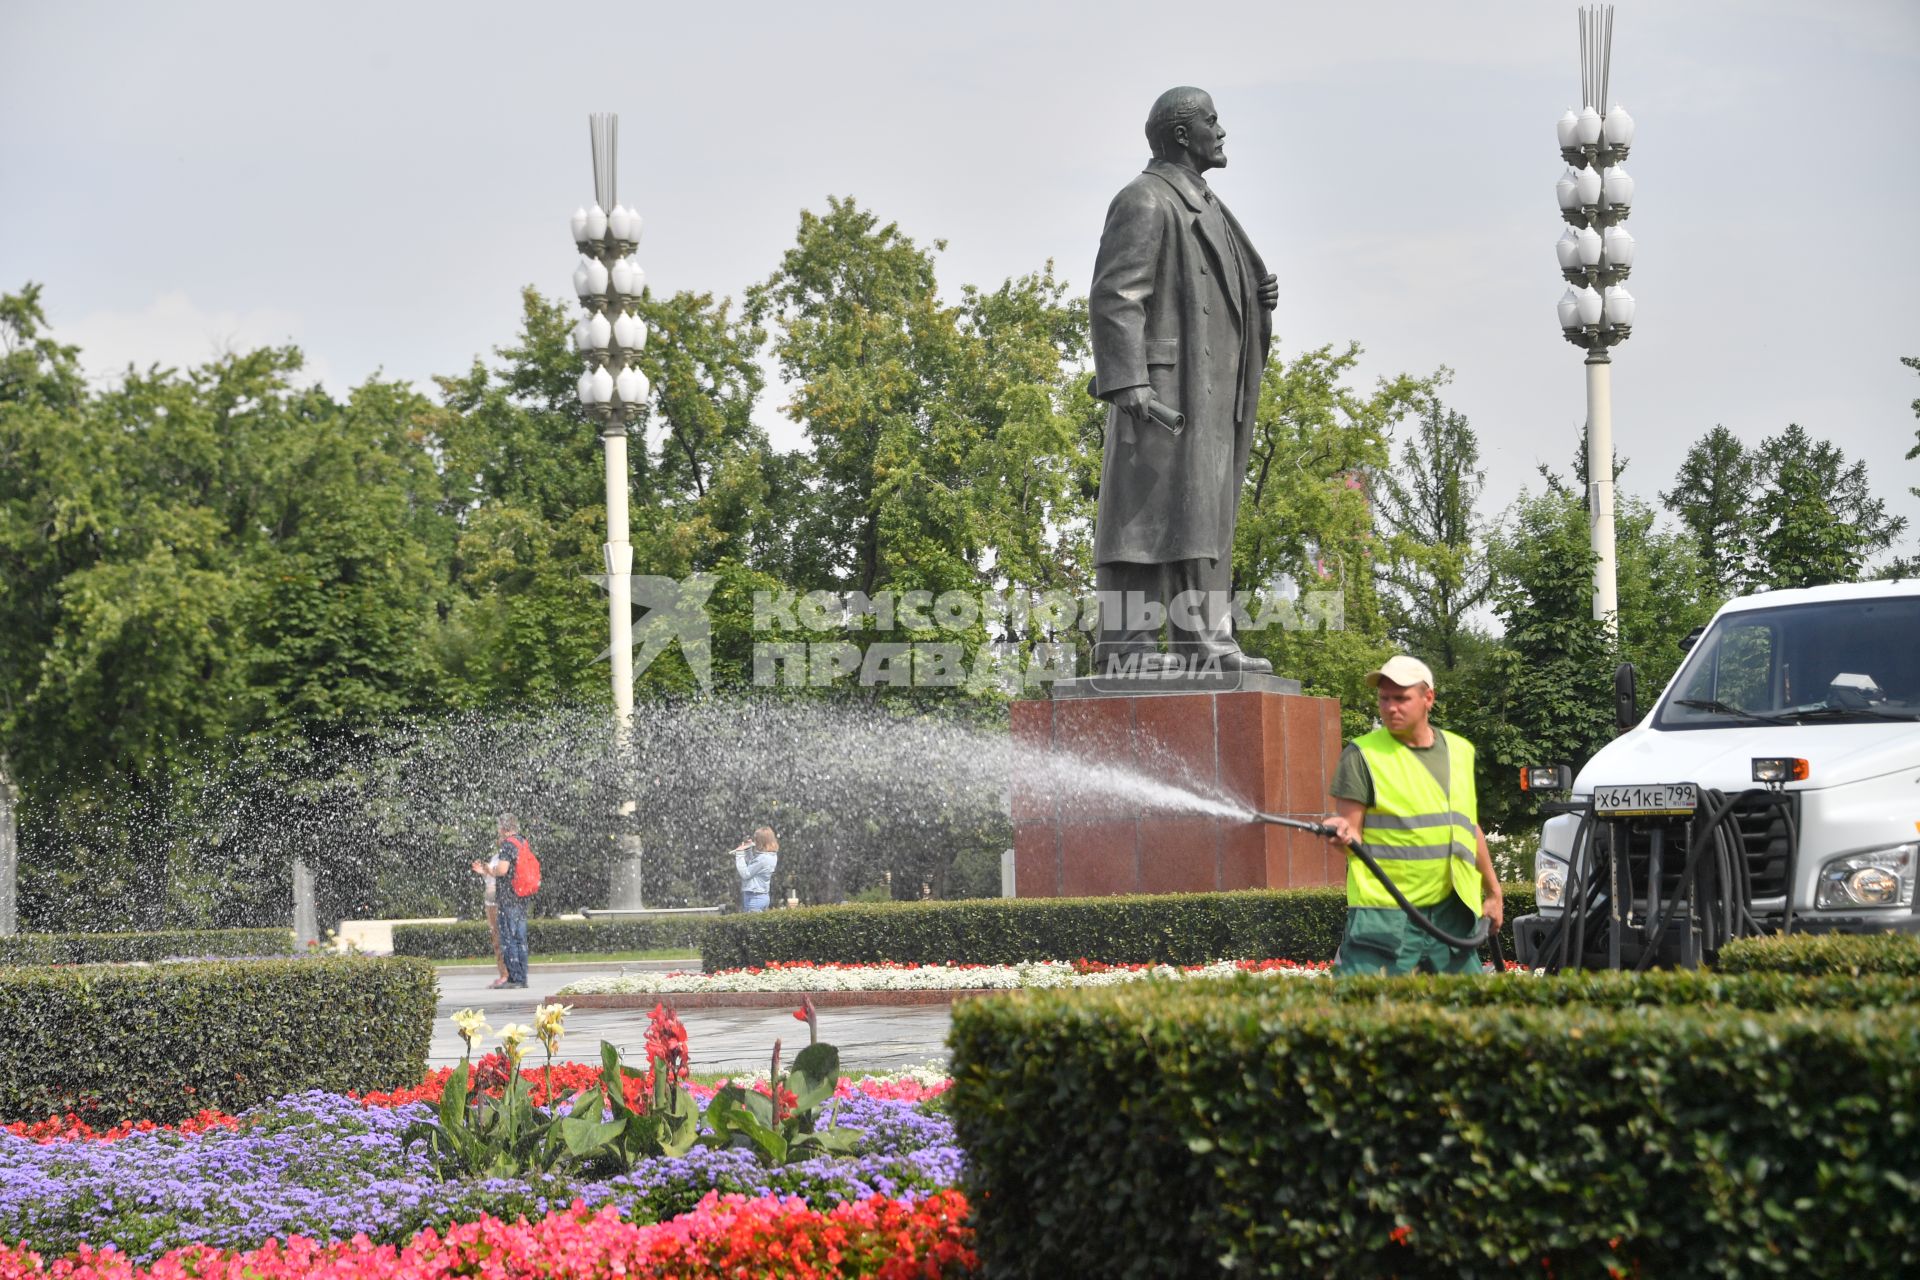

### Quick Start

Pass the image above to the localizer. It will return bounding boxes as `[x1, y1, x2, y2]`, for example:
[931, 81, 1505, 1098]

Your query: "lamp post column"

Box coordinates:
[571, 112, 651, 906]
[603, 429, 634, 726]
[1553, 4, 1636, 631]
[1584, 348, 1617, 623]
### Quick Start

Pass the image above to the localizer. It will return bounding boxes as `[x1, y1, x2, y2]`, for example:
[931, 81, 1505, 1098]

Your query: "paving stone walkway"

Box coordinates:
[431, 963, 954, 1074]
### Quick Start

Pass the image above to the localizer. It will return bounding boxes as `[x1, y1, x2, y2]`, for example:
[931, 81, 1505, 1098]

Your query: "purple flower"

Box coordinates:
[0, 1089, 962, 1260]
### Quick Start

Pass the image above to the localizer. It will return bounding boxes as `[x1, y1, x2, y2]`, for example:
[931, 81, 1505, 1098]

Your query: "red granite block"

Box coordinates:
[1009, 688, 1343, 898]
[1009, 697, 1053, 745]
[1218, 816, 1268, 890]
[1139, 815, 1219, 894]
[1060, 819, 1140, 897]
[1264, 822, 1293, 887]
[1287, 827, 1336, 888]
[1009, 699, 1055, 822]
[1052, 698, 1139, 820]
[1215, 691, 1271, 814]
[1131, 694, 1218, 795]
[1013, 821, 1057, 898]
[1283, 695, 1328, 820]
[1320, 836, 1351, 886]
[1319, 697, 1345, 782]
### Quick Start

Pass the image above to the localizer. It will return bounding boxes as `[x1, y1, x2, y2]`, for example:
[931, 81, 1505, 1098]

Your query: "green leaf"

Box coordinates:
[560, 1112, 625, 1157]
[787, 1042, 840, 1112]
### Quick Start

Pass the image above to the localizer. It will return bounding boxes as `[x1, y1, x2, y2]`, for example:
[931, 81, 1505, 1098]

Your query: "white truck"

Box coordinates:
[1512, 579, 1920, 969]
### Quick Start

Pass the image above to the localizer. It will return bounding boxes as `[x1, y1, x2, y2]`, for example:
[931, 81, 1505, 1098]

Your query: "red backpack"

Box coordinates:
[504, 834, 540, 898]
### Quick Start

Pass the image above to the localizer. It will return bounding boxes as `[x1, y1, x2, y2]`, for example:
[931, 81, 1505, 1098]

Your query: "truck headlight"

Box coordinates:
[1535, 852, 1569, 909]
[1816, 844, 1917, 910]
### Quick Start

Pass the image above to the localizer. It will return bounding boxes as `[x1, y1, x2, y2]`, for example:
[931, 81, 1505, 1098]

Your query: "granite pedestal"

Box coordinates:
[1012, 674, 1346, 898]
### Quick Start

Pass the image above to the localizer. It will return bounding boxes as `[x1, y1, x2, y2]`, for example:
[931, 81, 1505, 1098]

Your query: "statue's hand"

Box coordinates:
[1257, 273, 1279, 311]
[1112, 385, 1153, 422]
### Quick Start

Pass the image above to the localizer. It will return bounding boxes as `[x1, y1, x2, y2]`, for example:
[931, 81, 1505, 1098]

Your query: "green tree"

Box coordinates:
[0, 285, 92, 779]
[1661, 425, 1758, 595]
[948, 265, 1101, 672]
[432, 289, 634, 707]
[1749, 424, 1906, 589]
[1610, 496, 1718, 697]
[1233, 342, 1437, 735]
[1475, 486, 1617, 834]
[1374, 390, 1492, 674]
[747, 198, 967, 599]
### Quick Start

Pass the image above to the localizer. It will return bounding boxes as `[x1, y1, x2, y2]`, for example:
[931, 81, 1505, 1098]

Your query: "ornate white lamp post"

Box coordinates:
[571, 113, 650, 903]
[1554, 5, 1636, 626]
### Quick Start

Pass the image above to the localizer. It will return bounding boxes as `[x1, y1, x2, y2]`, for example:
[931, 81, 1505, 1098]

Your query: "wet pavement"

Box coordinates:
[430, 963, 954, 1074]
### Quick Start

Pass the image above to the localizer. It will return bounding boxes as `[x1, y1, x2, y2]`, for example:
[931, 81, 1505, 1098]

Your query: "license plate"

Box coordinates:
[1594, 783, 1698, 817]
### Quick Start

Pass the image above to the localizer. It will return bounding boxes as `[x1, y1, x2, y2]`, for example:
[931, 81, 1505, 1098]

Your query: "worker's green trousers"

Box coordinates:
[1333, 898, 1483, 976]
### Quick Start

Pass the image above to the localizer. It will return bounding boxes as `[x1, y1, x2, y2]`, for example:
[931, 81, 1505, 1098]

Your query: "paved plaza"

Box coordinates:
[430, 962, 954, 1074]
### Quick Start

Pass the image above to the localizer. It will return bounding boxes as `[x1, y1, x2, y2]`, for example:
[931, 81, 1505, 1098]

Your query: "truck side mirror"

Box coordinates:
[1613, 662, 1638, 731]
[1678, 625, 1705, 653]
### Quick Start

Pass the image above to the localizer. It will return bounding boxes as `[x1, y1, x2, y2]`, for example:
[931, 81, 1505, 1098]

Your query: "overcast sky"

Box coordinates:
[5, 0, 1917, 552]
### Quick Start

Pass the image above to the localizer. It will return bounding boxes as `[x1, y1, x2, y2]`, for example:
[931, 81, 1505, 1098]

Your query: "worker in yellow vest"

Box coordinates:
[1321, 655, 1504, 974]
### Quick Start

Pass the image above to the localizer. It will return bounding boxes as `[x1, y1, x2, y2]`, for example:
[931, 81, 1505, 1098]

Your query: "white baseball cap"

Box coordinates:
[1364, 655, 1435, 691]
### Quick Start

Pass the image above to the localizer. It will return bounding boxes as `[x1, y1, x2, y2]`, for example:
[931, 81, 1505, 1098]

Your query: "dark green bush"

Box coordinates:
[949, 974, 1920, 1279]
[1295, 968, 1917, 1011]
[0, 927, 293, 965]
[0, 956, 436, 1125]
[700, 884, 1534, 971]
[392, 915, 716, 960]
[1718, 930, 1920, 977]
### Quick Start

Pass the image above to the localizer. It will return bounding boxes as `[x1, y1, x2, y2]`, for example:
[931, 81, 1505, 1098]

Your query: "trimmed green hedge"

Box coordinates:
[1301, 968, 1918, 1011]
[949, 974, 1920, 1278]
[0, 928, 293, 966]
[1718, 930, 1920, 977]
[700, 884, 1534, 971]
[392, 915, 717, 960]
[0, 956, 436, 1125]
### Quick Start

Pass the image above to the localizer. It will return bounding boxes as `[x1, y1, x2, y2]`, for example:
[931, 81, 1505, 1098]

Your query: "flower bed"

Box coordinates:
[1, 1037, 963, 1263]
[1, 994, 967, 1277]
[0, 1084, 964, 1261]
[555, 957, 1328, 1003]
[0, 1190, 976, 1278]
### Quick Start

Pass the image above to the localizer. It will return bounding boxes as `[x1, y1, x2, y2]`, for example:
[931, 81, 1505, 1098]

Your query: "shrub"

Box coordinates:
[0, 928, 293, 965]
[700, 885, 1534, 971]
[949, 974, 1919, 1278]
[0, 956, 436, 1125]
[1718, 931, 1920, 977]
[392, 915, 716, 960]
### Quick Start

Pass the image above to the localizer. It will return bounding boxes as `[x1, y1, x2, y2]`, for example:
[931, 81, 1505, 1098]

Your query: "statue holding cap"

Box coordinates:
[1320, 655, 1507, 975]
[1088, 86, 1279, 675]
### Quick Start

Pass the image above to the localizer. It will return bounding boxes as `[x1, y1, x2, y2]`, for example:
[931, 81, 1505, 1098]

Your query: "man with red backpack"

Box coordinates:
[476, 813, 539, 989]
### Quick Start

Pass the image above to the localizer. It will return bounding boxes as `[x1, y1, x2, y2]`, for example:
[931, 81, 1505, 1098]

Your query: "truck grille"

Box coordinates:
[1614, 792, 1797, 904]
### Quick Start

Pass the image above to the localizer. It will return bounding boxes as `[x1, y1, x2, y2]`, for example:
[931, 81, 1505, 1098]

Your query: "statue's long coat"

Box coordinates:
[1089, 159, 1273, 566]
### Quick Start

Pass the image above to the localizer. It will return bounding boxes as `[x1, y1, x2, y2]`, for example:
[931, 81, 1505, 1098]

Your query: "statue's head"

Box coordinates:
[1145, 87, 1226, 172]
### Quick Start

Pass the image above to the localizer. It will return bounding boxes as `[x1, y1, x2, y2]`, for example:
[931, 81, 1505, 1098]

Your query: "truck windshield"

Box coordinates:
[1654, 595, 1920, 729]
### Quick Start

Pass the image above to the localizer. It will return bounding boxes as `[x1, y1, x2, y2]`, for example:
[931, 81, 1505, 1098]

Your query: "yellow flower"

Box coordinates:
[533, 1002, 571, 1052]
[496, 1022, 532, 1061]
[451, 1008, 489, 1050]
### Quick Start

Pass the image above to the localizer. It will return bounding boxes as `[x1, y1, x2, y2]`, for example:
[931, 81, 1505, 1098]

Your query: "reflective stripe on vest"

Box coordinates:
[1349, 727, 1483, 913]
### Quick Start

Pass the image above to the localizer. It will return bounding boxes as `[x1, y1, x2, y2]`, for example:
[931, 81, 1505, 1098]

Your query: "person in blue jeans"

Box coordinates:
[476, 813, 532, 988]
[732, 826, 780, 912]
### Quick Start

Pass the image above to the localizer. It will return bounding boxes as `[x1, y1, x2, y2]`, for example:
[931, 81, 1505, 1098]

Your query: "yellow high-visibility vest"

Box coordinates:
[1349, 727, 1483, 914]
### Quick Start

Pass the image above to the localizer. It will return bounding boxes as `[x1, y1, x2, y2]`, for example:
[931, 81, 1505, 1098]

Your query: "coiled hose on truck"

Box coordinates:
[1527, 787, 1798, 972]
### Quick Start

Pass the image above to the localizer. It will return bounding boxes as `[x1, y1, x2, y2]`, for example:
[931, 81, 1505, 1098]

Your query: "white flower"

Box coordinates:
[553, 959, 1325, 998]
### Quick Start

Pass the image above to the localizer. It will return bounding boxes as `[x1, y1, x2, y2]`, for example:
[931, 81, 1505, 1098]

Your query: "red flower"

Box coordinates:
[645, 1001, 691, 1085]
